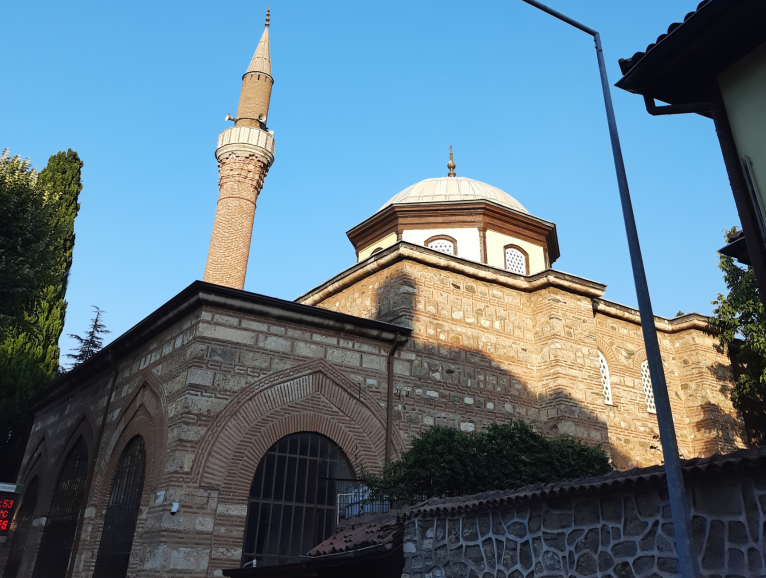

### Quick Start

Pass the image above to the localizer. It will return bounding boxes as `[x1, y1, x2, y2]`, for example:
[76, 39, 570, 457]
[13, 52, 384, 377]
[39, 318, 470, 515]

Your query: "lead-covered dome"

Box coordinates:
[379, 176, 529, 214]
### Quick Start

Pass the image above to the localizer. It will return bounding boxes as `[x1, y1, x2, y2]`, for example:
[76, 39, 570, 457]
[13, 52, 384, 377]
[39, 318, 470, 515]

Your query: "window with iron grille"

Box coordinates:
[598, 352, 613, 406]
[641, 361, 657, 414]
[505, 247, 526, 275]
[2, 477, 39, 578]
[242, 433, 354, 568]
[92, 436, 146, 578]
[427, 238, 455, 255]
[32, 437, 89, 578]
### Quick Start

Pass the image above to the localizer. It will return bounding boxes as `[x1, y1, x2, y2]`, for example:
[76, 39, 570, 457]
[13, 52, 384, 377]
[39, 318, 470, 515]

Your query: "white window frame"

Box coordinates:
[504, 247, 527, 275]
[427, 238, 455, 256]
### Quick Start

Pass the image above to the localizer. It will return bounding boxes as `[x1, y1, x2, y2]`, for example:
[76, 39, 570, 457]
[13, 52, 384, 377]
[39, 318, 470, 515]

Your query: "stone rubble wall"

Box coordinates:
[402, 471, 766, 578]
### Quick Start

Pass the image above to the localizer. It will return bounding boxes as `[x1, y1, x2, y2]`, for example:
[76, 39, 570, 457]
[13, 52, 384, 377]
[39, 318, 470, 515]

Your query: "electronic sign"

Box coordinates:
[0, 482, 22, 543]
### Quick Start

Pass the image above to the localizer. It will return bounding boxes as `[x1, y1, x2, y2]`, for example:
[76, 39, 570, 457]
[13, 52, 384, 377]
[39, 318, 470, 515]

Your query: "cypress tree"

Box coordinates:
[0, 149, 83, 477]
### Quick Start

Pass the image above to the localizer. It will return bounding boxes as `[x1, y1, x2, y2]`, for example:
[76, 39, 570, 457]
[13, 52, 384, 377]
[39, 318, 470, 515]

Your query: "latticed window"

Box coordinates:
[2, 477, 39, 578]
[641, 361, 657, 414]
[92, 436, 146, 578]
[505, 247, 526, 275]
[242, 433, 354, 567]
[598, 352, 613, 406]
[427, 239, 455, 255]
[32, 437, 89, 578]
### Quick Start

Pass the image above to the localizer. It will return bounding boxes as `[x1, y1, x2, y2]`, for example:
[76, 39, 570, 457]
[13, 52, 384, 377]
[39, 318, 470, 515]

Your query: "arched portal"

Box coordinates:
[2, 477, 39, 578]
[32, 436, 89, 578]
[242, 432, 354, 567]
[92, 435, 146, 578]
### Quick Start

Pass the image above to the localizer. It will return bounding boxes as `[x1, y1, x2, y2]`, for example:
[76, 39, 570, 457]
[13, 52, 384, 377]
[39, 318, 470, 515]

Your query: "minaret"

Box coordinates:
[203, 9, 276, 289]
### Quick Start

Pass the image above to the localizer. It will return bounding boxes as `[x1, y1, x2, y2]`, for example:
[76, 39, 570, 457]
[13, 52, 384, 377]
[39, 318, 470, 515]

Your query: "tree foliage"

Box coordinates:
[0, 150, 53, 331]
[0, 149, 83, 478]
[711, 227, 766, 445]
[67, 306, 110, 367]
[362, 421, 612, 505]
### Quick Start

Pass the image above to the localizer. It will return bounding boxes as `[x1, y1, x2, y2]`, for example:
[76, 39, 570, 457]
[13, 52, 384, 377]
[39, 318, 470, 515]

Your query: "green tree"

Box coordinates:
[0, 149, 83, 478]
[362, 421, 612, 505]
[711, 227, 766, 445]
[0, 150, 53, 331]
[67, 306, 110, 367]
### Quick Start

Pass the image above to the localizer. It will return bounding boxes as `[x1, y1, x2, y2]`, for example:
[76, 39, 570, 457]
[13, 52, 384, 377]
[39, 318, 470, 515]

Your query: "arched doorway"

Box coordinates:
[92, 435, 146, 578]
[242, 432, 354, 567]
[32, 436, 89, 578]
[2, 477, 39, 578]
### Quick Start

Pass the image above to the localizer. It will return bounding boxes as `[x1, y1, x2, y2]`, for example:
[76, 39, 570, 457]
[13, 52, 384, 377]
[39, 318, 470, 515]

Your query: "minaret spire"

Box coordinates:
[203, 11, 276, 289]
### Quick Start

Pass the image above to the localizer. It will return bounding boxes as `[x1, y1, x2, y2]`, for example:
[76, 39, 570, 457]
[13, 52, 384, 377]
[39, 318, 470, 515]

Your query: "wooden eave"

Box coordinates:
[346, 201, 560, 264]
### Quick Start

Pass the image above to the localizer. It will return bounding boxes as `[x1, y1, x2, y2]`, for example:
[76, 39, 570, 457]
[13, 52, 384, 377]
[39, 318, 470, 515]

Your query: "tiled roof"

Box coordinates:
[618, 0, 712, 75]
[305, 511, 402, 558]
[403, 445, 766, 519]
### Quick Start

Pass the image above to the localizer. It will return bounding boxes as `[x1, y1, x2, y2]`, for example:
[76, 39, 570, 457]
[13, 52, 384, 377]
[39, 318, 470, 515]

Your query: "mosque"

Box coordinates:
[0, 13, 746, 578]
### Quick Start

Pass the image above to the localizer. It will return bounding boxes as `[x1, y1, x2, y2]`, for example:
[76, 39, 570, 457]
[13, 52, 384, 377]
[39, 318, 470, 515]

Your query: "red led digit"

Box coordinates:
[0, 520, 7, 531]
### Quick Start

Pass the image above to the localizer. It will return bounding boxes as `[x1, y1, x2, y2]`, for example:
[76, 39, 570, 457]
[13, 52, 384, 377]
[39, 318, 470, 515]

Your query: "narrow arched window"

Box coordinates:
[504, 245, 528, 275]
[425, 235, 456, 256]
[640, 361, 657, 414]
[242, 433, 354, 568]
[92, 436, 146, 578]
[2, 477, 40, 578]
[32, 437, 89, 578]
[598, 351, 613, 406]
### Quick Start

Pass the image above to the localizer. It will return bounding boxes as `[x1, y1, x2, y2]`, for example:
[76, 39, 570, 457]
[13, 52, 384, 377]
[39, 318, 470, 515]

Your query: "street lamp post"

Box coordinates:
[518, 2, 700, 577]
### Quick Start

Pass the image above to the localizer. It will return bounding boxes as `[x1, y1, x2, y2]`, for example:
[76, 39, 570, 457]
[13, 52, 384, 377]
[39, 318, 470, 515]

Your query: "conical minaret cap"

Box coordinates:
[247, 13, 272, 77]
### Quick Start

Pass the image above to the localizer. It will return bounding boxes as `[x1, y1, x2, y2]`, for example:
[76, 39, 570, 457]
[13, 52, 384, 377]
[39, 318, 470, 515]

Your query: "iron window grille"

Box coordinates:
[2, 477, 39, 578]
[31, 437, 89, 578]
[640, 361, 657, 414]
[241, 432, 354, 568]
[598, 351, 614, 406]
[92, 436, 146, 578]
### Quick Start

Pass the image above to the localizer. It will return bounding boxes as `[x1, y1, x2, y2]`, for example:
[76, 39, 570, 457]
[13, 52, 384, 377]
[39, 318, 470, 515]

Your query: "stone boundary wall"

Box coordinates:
[401, 470, 766, 578]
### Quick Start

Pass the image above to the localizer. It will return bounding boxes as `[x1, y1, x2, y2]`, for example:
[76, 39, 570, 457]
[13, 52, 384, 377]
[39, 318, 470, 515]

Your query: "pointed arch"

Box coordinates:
[193, 359, 397, 488]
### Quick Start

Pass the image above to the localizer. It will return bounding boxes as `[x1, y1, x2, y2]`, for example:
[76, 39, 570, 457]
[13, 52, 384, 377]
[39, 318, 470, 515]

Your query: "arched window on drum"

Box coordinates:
[504, 245, 528, 275]
[640, 361, 657, 414]
[242, 433, 354, 568]
[598, 351, 613, 406]
[425, 235, 457, 256]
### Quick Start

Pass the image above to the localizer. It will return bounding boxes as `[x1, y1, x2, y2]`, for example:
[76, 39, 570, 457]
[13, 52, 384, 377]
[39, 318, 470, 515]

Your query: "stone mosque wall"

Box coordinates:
[300, 242, 746, 469]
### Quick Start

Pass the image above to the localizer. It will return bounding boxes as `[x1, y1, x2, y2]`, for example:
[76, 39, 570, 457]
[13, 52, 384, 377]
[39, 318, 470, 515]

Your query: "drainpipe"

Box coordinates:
[65, 354, 120, 578]
[643, 95, 766, 304]
[385, 334, 408, 466]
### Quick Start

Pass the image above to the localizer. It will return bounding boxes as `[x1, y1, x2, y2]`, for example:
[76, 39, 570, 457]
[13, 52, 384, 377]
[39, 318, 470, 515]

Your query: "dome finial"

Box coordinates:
[447, 145, 456, 177]
[265, 6, 270, 27]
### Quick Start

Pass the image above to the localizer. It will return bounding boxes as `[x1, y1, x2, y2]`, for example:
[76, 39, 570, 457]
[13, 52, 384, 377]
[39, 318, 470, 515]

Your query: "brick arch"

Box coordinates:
[633, 348, 647, 368]
[595, 336, 618, 366]
[193, 359, 398, 488]
[19, 436, 47, 489]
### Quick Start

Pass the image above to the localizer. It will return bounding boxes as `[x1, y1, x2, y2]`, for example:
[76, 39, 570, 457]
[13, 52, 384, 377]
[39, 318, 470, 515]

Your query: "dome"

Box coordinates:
[379, 176, 529, 214]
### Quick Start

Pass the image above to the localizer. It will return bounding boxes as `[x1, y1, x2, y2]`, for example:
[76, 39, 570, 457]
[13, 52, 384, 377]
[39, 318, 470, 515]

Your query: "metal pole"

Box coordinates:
[519, 2, 700, 577]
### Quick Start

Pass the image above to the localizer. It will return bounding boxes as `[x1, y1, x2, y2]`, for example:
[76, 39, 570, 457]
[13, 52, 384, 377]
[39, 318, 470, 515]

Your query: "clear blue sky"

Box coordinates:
[2, 0, 738, 360]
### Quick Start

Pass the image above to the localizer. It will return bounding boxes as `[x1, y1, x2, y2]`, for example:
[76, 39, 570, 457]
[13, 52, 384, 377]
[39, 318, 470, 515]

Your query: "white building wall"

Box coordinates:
[402, 228, 481, 262]
[485, 230, 546, 275]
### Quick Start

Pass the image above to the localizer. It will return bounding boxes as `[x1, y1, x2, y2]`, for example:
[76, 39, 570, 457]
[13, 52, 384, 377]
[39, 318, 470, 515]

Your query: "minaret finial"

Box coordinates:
[265, 7, 270, 27]
[447, 145, 456, 177]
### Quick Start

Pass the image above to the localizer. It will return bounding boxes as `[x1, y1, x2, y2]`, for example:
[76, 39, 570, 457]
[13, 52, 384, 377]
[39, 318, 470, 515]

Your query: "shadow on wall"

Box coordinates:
[363, 268, 633, 471]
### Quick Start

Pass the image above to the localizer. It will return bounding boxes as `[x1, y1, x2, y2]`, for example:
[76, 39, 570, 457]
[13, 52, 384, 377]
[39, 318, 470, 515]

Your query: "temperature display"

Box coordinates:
[0, 492, 20, 536]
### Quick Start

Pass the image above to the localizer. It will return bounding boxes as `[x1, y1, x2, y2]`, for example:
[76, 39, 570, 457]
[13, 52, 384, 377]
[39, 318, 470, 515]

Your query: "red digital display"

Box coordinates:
[0, 492, 20, 535]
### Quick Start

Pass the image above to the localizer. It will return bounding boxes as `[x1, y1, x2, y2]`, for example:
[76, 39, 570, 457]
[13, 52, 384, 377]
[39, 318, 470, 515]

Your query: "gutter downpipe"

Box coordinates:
[65, 354, 120, 578]
[519, 2, 699, 577]
[385, 334, 408, 466]
[644, 95, 766, 304]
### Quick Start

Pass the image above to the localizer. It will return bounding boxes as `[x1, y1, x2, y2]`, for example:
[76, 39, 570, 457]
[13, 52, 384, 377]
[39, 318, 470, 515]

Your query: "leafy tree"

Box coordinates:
[0, 150, 53, 331]
[0, 149, 83, 478]
[711, 227, 766, 445]
[362, 421, 612, 505]
[67, 306, 111, 367]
